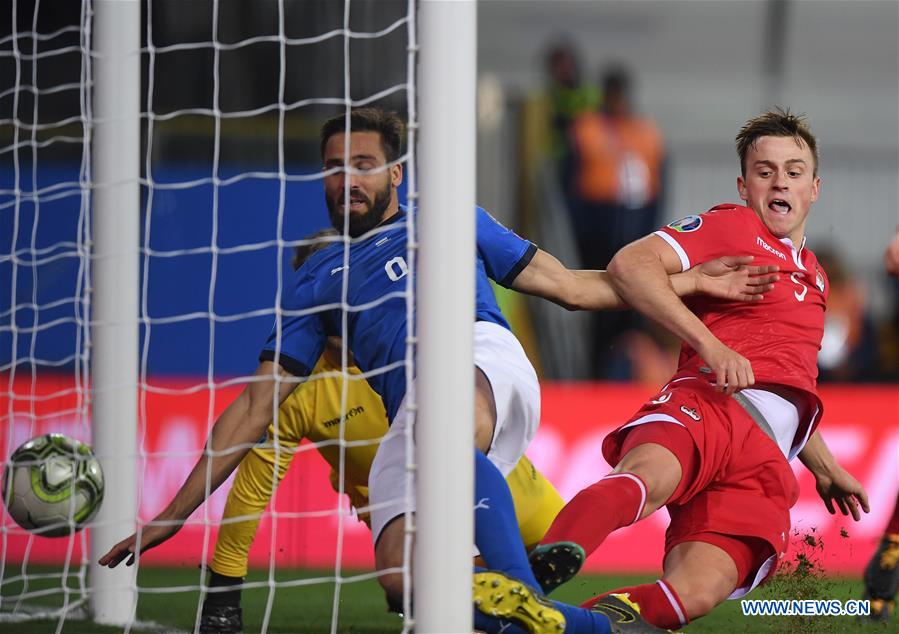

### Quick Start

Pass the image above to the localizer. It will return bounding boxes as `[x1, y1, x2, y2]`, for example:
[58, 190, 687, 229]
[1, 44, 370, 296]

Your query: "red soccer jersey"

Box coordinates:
[654, 204, 828, 442]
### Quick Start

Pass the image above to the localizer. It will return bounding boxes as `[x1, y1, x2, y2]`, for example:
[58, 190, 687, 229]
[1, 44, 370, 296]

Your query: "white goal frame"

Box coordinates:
[81, 0, 478, 630]
[415, 1, 476, 632]
[87, 0, 139, 626]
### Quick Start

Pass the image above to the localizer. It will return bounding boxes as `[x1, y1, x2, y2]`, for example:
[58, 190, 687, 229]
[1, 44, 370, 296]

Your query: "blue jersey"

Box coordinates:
[260, 206, 536, 421]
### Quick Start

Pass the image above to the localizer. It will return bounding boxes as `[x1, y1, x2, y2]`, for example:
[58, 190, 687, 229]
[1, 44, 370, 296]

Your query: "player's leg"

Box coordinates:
[470, 321, 547, 590]
[506, 454, 566, 551]
[475, 569, 675, 634]
[660, 538, 750, 620]
[472, 367, 543, 590]
[200, 427, 296, 633]
[532, 422, 694, 592]
[576, 535, 763, 630]
[585, 405, 792, 629]
[863, 490, 899, 620]
[373, 516, 407, 610]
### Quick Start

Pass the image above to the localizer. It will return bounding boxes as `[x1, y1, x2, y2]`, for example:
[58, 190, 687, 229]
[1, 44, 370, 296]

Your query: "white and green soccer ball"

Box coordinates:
[2, 434, 104, 537]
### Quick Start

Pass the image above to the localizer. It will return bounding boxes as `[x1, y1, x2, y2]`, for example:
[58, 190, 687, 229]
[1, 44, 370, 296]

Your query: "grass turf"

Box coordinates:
[0, 565, 890, 632]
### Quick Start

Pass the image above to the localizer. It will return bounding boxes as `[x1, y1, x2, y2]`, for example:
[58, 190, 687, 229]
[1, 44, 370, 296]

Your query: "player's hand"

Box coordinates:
[97, 519, 181, 568]
[695, 255, 779, 301]
[814, 465, 870, 522]
[697, 339, 755, 394]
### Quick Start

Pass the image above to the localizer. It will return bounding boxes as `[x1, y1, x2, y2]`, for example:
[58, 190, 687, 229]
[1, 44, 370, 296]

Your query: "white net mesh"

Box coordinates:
[1, 0, 94, 627]
[2, 1, 418, 631]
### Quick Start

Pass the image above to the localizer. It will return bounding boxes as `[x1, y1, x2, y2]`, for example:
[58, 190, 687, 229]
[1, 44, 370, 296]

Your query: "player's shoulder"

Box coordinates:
[669, 204, 754, 229]
[296, 240, 344, 279]
[705, 203, 754, 217]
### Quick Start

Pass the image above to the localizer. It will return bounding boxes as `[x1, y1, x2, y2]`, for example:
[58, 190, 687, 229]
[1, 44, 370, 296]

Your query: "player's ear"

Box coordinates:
[391, 162, 403, 188]
[810, 175, 820, 203]
[736, 175, 747, 200]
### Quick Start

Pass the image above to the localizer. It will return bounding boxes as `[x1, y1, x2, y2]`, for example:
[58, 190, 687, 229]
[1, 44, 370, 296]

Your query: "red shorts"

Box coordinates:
[602, 378, 799, 595]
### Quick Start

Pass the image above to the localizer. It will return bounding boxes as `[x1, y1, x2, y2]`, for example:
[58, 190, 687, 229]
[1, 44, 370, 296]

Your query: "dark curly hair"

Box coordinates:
[320, 107, 405, 163]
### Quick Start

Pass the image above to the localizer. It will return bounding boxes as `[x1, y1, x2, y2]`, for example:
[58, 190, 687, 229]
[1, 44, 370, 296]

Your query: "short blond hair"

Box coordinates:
[736, 107, 819, 176]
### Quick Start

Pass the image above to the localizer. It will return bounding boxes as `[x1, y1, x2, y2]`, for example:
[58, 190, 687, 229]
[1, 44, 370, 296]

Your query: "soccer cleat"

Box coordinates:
[473, 570, 565, 633]
[529, 541, 585, 594]
[198, 604, 243, 634]
[862, 533, 899, 622]
[866, 598, 895, 622]
[588, 593, 669, 633]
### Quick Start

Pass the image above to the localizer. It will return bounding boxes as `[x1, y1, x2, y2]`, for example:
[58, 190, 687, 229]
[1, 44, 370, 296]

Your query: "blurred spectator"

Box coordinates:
[873, 228, 899, 382]
[885, 226, 899, 276]
[567, 64, 666, 378]
[815, 248, 877, 382]
[519, 41, 600, 199]
[514, 40, 599, 379]
[860, 227, 899, 624]
[543, 42, 601, 166]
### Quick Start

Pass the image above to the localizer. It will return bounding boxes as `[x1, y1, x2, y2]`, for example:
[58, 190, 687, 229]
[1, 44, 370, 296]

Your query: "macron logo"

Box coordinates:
[330, 265, 347, 276]
[756, 237, 787, 261]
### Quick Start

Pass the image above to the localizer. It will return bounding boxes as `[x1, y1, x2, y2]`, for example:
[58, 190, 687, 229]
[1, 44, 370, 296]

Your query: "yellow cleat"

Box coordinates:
[473, 570, 566, 633]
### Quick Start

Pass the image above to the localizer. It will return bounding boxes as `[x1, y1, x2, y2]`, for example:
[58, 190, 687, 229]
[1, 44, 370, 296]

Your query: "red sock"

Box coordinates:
[886, 491, 899, 535]
[540, 473, 646, 557]
[580, 580, 689, 630]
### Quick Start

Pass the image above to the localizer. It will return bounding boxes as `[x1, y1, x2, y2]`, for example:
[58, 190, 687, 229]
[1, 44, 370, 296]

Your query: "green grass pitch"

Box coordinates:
[0, 565, 888, 632]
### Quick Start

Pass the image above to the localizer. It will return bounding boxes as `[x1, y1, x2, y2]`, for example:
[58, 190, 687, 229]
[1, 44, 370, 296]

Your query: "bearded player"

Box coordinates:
[197, 235, 567, 634]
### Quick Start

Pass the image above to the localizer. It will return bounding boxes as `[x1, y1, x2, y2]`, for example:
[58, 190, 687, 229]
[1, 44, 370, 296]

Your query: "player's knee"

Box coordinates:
[614, 444, 682, 514]
[679, 587, 721, 619]
[473, 368, 496, 453]
[664, 552, 736, 618]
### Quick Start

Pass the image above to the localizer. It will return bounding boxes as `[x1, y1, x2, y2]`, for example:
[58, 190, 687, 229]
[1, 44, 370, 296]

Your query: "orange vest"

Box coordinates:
[572, 112, 663, 206]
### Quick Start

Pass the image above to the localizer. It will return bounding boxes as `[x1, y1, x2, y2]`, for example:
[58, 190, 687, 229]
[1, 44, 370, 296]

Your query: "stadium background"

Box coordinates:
[1, 0, 898, 629]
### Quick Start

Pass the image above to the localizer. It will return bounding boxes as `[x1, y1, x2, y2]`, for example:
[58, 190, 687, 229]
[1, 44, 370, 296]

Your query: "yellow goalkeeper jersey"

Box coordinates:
[211, 350, 564, 577]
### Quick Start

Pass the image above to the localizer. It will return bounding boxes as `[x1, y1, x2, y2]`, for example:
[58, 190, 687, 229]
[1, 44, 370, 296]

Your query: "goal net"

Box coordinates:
[2, 1, 473, 632]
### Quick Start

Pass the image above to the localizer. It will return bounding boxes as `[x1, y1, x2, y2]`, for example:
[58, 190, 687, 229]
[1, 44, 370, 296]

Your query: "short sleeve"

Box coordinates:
[654, 205, 753, 272]
[259, 267, 326, 376]
[476, 206, 537, 287]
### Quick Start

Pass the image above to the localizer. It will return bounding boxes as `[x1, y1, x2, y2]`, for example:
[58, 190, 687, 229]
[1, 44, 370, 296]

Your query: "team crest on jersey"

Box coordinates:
[667, 215, 703, 233]
[815, 267, 825, 293]
[679, 406, 701, 421]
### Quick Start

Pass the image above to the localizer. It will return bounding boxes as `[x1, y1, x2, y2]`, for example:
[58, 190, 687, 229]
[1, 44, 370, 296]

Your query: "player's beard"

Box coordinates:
[326, 180, 393, 238]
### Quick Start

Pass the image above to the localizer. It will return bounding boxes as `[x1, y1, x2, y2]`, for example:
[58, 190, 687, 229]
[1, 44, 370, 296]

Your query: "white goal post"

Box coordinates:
[87, 0, 139, 625]
[415, 1, 476, 632]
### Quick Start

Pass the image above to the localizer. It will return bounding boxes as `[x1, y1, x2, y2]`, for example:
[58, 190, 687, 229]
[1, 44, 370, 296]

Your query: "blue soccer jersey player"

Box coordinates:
[99, 108, 778, 631]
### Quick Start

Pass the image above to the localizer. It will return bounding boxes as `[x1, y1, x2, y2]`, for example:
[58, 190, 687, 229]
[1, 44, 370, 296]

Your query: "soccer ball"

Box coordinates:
[2, 434, 105, 537]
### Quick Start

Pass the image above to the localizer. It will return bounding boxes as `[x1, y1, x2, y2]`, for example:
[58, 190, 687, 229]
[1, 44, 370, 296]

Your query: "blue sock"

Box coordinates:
[473, 449, 542, 590]
[551, 601, 612, 634]
[473, 609, 527, 634]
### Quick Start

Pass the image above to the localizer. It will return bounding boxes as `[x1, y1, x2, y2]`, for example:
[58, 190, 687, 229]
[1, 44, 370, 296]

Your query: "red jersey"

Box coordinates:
[654, 204, 828, 444]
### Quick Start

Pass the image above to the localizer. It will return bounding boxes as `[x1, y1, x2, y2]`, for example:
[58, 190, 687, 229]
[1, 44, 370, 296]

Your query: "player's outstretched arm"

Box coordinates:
[607, 235, 755, 393]
[98, 362, 296, 568]
[509, 249, 621, 311]
[799, 431, 870, 521]
[511, 250, 778, 311]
